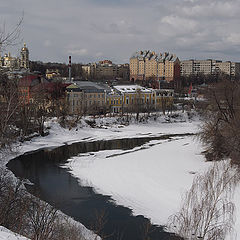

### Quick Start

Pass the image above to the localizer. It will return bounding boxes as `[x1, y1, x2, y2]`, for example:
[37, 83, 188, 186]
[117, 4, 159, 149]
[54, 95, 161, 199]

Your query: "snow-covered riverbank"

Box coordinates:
[8, 112, 201, 161]
[0, 226, 29, 240]
[2, 112, 240, 239]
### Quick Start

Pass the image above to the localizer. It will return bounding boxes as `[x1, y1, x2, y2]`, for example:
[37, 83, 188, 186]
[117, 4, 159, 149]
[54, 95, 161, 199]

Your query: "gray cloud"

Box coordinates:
[1, 0, 240, 63]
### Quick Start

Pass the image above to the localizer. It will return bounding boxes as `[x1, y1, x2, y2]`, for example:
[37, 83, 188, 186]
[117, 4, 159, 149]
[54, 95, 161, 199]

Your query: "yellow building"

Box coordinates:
[130, 51, 180, 84]
[46, 69, 61, 79]
[66, 81, 108, 115]
[107, 92, 123, 113]
[66, 82, 174, 115]
[113, 85, 156, 112]
[2, 53, 19, 70]
[155, 89, 174, 110]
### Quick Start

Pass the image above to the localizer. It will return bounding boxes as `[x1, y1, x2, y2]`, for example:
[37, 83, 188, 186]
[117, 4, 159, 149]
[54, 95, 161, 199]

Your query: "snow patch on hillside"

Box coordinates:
[0, 226, 29, 240]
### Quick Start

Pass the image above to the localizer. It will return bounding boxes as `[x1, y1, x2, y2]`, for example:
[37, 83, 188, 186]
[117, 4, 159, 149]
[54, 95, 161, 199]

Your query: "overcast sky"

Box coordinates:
[1, 0, 240, 64]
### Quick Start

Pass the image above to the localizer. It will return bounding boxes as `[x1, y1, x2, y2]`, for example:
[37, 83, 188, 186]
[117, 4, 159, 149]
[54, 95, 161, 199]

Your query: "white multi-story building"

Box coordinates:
[181, 59, 240, 78]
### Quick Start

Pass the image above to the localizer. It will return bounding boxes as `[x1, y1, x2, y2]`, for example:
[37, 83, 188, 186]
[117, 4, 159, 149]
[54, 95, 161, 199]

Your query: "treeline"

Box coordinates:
[180, 72, 238, 89]
[30, 61, 83, 78]
[0, 74, 61, 150]
[168, 78, 240, 239]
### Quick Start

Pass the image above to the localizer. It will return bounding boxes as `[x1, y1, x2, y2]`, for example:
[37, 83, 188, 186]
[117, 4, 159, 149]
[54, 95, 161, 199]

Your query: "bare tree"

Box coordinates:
[52, 217, 86, 240]
[30, 87, 50, 136]
[199, 79, 240, 163]
[27, 199, 58, 240]
[168, 162, 239, 240]
[0, 16, 24, 152]
[0, 14, 23, 51]
[0, 77, 21, 150]
[91, 209, 113, 240]
[0, 168, 29, 234]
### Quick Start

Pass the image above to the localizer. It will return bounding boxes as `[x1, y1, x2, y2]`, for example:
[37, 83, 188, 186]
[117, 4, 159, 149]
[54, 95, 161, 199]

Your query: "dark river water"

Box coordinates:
[7, 135, 189, 240]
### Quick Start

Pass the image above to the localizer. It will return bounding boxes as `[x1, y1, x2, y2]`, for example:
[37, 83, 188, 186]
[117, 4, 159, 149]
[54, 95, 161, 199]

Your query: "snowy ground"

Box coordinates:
[7, 112, 201, 160]
[0, 226, 29, 240]
[2, 112, 240, 239]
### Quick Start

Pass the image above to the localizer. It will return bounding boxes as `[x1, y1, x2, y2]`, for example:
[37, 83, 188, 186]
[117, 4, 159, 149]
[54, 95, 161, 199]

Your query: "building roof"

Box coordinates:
[18, 75, 41, 87]
[114, 85, 152, 94]
[31, 82, 71, 96]
[131, 50, 178, 62]
[67, 81, 111, 93]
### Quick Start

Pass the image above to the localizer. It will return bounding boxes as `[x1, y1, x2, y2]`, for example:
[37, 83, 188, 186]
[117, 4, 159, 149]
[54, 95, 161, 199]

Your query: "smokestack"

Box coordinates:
[68, 56, 72, 82]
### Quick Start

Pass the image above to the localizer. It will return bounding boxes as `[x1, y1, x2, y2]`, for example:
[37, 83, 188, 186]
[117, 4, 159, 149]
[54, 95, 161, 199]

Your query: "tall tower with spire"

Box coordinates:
[20, 43, 29, 69]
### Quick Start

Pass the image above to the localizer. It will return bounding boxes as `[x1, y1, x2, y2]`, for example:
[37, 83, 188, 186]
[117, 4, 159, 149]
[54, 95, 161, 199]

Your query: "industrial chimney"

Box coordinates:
[68, 56, 72, 82]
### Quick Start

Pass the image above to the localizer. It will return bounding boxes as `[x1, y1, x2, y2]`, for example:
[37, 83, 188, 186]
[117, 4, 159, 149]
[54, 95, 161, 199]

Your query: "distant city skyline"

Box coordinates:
[1, 0, 240, 64]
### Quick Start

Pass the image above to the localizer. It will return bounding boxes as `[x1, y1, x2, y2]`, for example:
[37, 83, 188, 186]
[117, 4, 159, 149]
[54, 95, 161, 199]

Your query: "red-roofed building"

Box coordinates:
[30, 82, 71, 112]
[18, 74, 41, 104]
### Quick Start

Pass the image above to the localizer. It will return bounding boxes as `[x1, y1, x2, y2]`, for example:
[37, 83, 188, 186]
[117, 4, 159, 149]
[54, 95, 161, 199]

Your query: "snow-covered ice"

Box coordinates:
[63, 136, 212, 225]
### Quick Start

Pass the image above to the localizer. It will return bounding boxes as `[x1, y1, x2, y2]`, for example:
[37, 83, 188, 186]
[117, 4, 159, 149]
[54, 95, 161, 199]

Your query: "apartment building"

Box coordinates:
[82, 61, 129, 80]
[117, 64, 130, 79]
[180, 60, 193, 76]
[82, 64, 96, 79]
[130, 50, 180, 83]
[95, 63, 118, 78]
[230, 62, 240, 77]
[181, 59, 214, 76]
[181, 59, 240, 78]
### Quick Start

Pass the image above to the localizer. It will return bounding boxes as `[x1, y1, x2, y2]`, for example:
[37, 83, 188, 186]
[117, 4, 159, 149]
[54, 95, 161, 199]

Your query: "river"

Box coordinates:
[7, 135, 189, 240]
